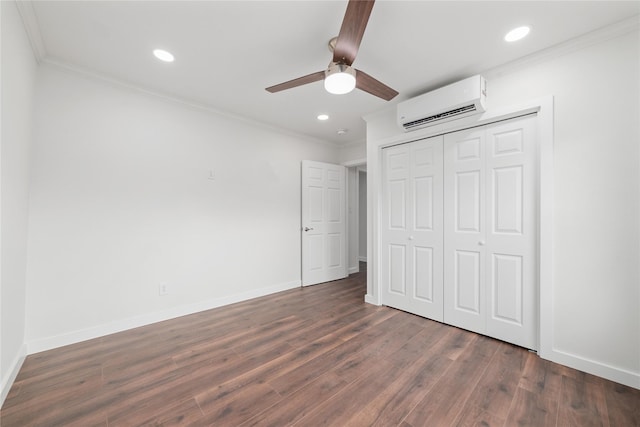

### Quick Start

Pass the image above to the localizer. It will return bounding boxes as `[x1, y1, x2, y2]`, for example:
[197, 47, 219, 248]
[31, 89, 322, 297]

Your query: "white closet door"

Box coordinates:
[444, 115, 537, 349]
[381, 136, 444, 321]
[484, 116, 537, 349]
[443, 127, 487, 335]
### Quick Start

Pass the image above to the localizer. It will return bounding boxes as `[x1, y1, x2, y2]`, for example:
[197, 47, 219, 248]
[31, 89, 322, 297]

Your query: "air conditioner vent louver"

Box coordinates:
[397, 75, 487, 132]
[402, 104, 477, 130]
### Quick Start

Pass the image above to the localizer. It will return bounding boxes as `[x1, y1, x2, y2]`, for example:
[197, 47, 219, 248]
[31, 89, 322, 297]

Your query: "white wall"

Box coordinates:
[339, 140, 366, 164]
[364, 26, 639, 388]
[0, 0, 37, 403]
[358, 171, 367, 260]
[486, 29, 639, 385]
[25, 64, 339, 351]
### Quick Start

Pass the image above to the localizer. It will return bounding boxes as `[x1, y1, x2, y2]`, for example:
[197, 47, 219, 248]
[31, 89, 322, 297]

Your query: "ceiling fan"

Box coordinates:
[265, 0, 398, 101]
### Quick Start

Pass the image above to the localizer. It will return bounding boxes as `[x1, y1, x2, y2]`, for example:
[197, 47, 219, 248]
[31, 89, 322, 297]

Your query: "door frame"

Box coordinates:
[364, 96, 554, 359]
[343, 158, 367, 275]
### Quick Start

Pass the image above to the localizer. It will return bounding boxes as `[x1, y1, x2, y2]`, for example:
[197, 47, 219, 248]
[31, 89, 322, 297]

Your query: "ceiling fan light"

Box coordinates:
[324, 63, 356, 95]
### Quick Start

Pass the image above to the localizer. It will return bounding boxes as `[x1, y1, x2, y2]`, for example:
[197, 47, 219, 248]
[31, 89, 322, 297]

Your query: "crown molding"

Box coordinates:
[41, 58, 340, 148]
[485, 14, 639, 79]
[11, 1, 337, 148]
[341, 138, 366, 149]
[14, 0, 46, 62]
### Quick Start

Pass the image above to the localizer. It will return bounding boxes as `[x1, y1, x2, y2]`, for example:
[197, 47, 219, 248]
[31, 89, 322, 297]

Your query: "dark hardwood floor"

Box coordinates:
[2, 264, 639, 426]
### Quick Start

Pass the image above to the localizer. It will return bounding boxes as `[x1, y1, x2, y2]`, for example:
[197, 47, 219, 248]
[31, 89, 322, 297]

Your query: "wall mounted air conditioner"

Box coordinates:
[397, 75, 487, 132]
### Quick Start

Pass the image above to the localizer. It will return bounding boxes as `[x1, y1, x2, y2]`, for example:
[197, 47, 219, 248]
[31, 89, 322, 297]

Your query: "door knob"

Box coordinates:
[304, 227, 314, 232]
[478, 240, 485, 246]
[408, 236, 414, 240]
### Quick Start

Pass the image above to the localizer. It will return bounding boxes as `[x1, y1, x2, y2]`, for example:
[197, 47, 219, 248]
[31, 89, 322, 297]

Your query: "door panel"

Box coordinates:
[493, 166, 523, 234]
[414, 177, 434, 230]
[492, 253, 523, 324]
[327, 189, 341, 221]
[308, 186, 323, 222]
[456, 137, 481, 160]
[455, 250, 482, 313]
[381, 136, 444, 321]
[455, 170, 481, 232]
[302, 160, 347, 286]
[327, 233, 342, 267]
[484, 117, 537, 348]
[414, 246, 434, 301]
[307, 235, 323, 271]
[444, 127, 486, 334]
[388, 180, 407, 229]
[389, 244, 407, 295]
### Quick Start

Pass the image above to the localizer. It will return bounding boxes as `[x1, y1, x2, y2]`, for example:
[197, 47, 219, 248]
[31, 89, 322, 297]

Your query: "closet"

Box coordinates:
[381, 115, 538, 349]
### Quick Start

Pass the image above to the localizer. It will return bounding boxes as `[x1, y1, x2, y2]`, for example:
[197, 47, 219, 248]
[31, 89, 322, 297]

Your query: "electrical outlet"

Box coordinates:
[158, 282, 169, 296]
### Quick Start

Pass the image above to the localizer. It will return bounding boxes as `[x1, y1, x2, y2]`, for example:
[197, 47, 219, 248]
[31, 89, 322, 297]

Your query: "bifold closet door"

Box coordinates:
[444, 115, 537, 349]
[381, 136, 444, 321]
[443, 126, 487, 334]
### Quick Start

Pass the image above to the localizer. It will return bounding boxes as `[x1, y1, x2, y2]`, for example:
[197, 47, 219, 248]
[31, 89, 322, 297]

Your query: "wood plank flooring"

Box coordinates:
[2, 264, 639, 426]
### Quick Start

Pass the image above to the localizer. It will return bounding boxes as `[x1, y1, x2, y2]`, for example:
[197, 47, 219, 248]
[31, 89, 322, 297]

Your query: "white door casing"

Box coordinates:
[444, 115, 537, 349]
[301, 160, 347, 286]
[381, 136, 444, 321]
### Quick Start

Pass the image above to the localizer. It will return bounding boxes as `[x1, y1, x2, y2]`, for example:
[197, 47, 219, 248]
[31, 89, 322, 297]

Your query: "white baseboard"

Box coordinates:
[358, 256, 367, 262]
[20, 279, 639, 391]
[544, 348, 640, 390]
[348, 266, 359, 274]
[364, 294, 380, 306]
[26, 280, 301, 355]
[1, 344, 27, 407]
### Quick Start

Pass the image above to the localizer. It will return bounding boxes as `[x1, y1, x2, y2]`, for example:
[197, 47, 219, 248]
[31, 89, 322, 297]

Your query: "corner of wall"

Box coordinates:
[0, 344, 26, 408]
[14, 0, 46, 62]
[1, 0, 39, 408]
[338, 139, 366, 165]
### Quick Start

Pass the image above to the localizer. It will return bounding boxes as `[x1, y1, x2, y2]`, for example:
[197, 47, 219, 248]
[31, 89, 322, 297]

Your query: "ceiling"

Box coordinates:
[28, 1, 639, 145]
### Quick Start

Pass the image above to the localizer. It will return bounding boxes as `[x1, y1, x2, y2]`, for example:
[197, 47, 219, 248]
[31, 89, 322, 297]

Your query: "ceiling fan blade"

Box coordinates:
[355, 69, 398, 101]
[333, 0, 375, 66]
[266, 71, 325, 93]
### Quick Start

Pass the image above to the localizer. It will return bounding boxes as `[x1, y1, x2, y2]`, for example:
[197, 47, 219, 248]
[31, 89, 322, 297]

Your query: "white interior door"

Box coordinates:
[381, 136, 444, 321]
[444, 115, 537, 349]
[302, 160, 347, 286]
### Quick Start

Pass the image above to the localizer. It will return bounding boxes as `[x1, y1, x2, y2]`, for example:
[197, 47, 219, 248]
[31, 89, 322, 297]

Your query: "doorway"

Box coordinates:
[347, 165, 367, 275]
[358, 169, 367, 265]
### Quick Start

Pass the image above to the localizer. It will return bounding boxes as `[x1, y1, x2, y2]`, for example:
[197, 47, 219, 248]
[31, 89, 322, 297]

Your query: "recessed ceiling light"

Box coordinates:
[317, 114, 330, 121]
[153, 49, 174, 62]
[336, 128, 348, 135]
[504, 26, 530, 42]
